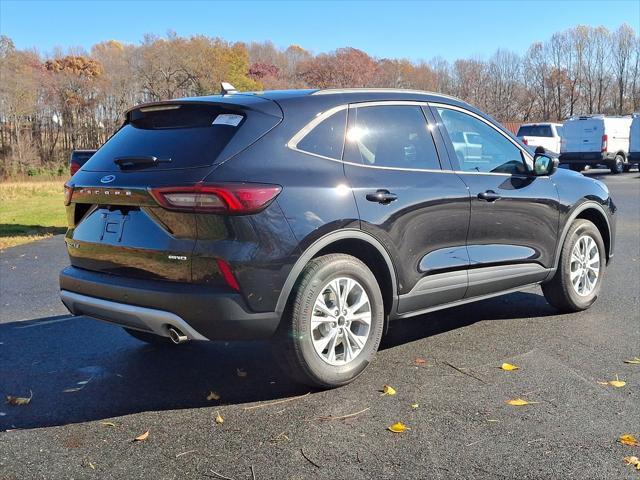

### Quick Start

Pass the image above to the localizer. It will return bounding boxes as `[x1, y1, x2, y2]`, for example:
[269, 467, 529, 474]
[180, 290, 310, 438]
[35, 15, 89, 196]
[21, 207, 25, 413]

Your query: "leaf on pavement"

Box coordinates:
[624, 456, 640, 470]
[215, 411, 224, 425]
[381, 385, 397, 396]
[133, 430, 149, 442]
[505, 398, 539, 406]
[388, 422, 409, 433]
[236, 368, 248, 378]
[500, 363, 519, 371]
[414, 357, 428, 366]
[206, 391, 221, 401]
[100, 422, 116, 427]
[88, 462, 96, 470]
[598, 375, 626, 388]
[623, 357, 640, 365]
[6, 390, 32, 406]
[619, 434, 640, 447]
[410, 403, 419, 409]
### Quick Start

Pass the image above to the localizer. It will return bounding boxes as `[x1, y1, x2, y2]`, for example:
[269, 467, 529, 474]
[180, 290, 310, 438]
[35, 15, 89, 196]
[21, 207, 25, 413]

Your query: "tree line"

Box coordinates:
[0, 24, 638, 176]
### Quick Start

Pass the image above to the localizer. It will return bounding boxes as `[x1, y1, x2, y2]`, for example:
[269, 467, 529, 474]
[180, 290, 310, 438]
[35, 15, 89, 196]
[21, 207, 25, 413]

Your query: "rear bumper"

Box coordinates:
[559, 152, 614, 164]
[59, 266, 280, 340]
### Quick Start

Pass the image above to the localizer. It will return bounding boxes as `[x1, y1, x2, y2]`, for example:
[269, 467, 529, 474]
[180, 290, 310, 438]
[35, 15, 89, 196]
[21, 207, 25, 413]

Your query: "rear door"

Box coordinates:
[432, 104, 560, 298]
[562, 118, 603, 153]
[66, 99, 282, 282]
[342, 102, 471, 314]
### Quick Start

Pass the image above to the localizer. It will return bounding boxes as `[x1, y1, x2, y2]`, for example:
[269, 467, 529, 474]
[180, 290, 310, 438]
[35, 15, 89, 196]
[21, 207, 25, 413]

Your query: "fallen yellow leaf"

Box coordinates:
[88, 462, 96, 470]
[500, 363, 519, 371]
[388, 422, 409, 433]
[619, 434, 640, 447]
[506, 398, 539, 406]
[599, 375, 626, 388]
[382, 385, 397, 396]
[236, 368, 248, 378]
[100, 422, 116, 427]
[215, 411, 224, 425]
[206, 391, 221, 401]
[133, 430, 149, 442]
[624, 456, 640, 470]
[410, 403, 419, 409]
[6, 390, 32, 406]
[624, 357, 640, 365]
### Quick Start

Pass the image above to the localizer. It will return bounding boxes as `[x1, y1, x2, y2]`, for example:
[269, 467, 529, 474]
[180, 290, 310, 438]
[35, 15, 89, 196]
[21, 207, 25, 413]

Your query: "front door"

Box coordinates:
[431, 104, 561, 298]
[342, 102, 471, 314]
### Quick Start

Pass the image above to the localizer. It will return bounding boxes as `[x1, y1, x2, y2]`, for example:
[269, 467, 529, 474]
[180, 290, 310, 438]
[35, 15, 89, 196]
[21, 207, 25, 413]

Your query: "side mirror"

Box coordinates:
[533, 153, 559, 176]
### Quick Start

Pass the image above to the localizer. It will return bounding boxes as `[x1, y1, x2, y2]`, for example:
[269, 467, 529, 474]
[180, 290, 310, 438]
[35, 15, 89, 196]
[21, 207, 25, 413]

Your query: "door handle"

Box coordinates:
[366, 189, 398, 204]
[477, 190, 501, 202]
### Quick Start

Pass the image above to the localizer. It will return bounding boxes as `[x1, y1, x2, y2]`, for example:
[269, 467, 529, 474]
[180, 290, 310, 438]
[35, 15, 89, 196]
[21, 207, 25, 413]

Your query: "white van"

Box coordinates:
[560, 115, 633, 174]
[516, 123, 563, 154]
[629, 114, 640, 169]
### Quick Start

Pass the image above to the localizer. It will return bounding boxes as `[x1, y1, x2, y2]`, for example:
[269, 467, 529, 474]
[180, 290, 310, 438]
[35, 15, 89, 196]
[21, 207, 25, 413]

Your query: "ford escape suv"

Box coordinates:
[60, 88, 616, 387]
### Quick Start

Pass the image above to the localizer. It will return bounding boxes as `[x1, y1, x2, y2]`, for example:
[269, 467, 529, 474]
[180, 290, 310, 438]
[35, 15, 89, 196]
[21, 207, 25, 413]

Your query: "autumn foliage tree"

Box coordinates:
[0, 25, 638, 177]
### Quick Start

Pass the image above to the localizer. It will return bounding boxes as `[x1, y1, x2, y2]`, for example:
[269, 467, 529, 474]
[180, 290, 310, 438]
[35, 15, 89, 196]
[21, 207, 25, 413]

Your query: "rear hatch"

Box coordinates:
[66, 96, 282, 282]
[561, 118, 604, 153]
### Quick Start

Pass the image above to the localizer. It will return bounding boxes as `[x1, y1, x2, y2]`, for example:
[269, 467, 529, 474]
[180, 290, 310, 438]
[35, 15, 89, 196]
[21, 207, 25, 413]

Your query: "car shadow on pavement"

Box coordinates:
[0, 291, 557, 431]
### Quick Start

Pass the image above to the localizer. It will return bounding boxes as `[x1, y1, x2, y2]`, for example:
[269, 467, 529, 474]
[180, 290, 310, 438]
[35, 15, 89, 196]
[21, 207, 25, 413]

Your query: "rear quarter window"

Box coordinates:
[295, 109, 347, 160]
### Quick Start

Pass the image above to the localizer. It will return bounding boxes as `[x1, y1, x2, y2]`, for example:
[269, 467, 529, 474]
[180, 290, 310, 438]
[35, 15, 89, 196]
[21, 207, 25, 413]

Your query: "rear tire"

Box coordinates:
[609, 154, 625, 174]
[273, 254, 384, 388]
[569, 164, 585, 172]
[542, 219, 605, 313]
[123, 327, 173, 346]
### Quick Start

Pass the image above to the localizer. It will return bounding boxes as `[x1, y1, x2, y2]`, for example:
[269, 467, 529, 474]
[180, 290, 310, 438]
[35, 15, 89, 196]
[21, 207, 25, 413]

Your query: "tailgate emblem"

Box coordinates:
[100, 174, 116, 183]
[168, 255, 187, 261]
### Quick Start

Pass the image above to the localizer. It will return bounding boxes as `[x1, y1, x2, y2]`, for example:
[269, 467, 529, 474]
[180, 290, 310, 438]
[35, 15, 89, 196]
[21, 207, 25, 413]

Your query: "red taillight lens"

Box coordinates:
[216, 258, 240, 292]
[70, 161, 81, 176]
[522, 138, 528, 145]
[149, 183, 282, 214]
[601, 134, 608, 152]
[64, 183, 74, 206]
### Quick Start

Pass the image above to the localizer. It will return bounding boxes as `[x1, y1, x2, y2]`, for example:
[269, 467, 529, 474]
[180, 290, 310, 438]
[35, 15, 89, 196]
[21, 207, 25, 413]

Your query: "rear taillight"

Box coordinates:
[149, 183, 282, 214]
[64, 183, 74, 206]
[70, 161, 81, 176]
[601, 134, 608, 152]
[522, 138, 528, 145]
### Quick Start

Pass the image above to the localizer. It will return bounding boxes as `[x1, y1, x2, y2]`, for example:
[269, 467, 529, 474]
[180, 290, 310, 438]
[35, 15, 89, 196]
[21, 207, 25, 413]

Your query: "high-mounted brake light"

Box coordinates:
[149, 183, 282, 214]
[64, 183, 74, 206]
[601, 134, 608, 152]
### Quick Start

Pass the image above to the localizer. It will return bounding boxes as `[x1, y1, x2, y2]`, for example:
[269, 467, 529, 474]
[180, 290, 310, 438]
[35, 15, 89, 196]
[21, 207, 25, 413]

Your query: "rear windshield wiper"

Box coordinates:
[114, 156, 172, 169]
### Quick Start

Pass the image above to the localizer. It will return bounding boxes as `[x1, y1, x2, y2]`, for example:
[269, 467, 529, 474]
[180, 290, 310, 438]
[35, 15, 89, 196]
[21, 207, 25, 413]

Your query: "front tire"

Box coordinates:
[273, 254, 384, 388]
[542, 219, 605, 313]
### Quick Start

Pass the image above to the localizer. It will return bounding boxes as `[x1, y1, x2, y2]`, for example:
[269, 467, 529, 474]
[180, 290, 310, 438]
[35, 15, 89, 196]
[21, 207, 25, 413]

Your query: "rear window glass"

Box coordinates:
[296, 109, 346, 160]
[83, 104, 244, 171]
[517, 125, 553, 137]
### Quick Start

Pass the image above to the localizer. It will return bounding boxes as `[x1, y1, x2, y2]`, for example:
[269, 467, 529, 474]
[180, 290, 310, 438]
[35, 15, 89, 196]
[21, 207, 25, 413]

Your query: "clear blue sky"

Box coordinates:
[1, 0, 638, 61]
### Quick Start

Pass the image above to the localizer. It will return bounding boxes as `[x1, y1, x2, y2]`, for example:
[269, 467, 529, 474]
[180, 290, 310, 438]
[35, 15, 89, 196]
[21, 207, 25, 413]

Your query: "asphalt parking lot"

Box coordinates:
[1, 170, 639, 480]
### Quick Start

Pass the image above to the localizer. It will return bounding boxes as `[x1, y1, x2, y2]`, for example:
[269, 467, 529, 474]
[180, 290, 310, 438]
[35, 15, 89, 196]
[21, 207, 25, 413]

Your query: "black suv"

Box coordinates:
[60, 88, 616, 387]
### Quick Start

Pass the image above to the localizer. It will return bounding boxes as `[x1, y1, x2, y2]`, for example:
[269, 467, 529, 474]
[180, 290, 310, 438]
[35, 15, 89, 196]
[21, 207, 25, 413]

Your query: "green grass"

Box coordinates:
[0, 180, 67, 249]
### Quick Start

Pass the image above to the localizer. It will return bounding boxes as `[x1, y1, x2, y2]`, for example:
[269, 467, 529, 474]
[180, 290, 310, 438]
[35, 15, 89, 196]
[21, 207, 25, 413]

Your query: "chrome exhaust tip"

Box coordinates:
[168, 327, 188, 344]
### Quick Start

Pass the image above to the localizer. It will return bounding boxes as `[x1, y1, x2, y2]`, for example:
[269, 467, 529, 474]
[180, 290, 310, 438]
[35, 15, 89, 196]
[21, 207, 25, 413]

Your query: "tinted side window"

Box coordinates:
[437, 108, 526, 174]
[297, 109, 347, 160]
[344, 105, 441, 170]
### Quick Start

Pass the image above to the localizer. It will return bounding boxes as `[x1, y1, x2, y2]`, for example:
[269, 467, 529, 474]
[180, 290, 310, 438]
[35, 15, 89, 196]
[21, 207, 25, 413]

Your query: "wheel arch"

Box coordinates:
[549, 202, 612, 280]
[275, 230, 398, 321]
